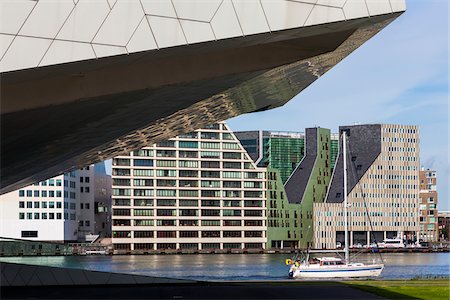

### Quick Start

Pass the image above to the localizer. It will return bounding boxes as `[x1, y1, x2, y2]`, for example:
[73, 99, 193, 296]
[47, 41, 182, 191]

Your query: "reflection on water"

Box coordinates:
[1, 253, 449, 281]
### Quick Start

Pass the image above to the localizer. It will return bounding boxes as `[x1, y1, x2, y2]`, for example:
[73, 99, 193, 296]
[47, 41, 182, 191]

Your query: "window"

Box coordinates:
[19, 201, 25, 208]
[27, 201, 32, 208]
[114, 178, 131, 186]
[113, 231, 131, 238]
[133, 219, 153, 227]
[115, 169, 131, 176]
[201, 220, 220, 226]
[201, 200, 220, 207]
[179, 161, 198, 168]
[156, 220, 176, 226]
[113, 209, 131, 216]
[157, 199, 176, 206]
[244, 210, 262, 217]
[156, 231, 176, 238]
[42, 213, 47, 219]
[85, 203, 90, 209]
[179, 209, 198, 216]
[223, 220, 241, 226]
[223, 152, 241, 159]
[223, 231, 241, 238]
[19, 190, 25, 197]
[49, 191, 55, 197]
[179, 170, 198, 178]
[223, 162, 241, 169]
[27, 190, 32, 197]
[134, 209, 154, 216]
[21, 231, 38, 238]
[179, 199, 198, 207]
[179, 220, 198, 226]
[156, 141, 175, 148]
[156, 170, 176, 177]
[201, 209, 220, 216]
[223, 209, 241, 216]
[134, 149, 154, 157]
[222, 133, 233, 140]
[49, 213, 55, 219]
[201, 161, 220, 168]
[57, 213, 62, 219]
[19, 213, 25, 219]
[133, 179, 153, 186]
[56, 190, 62, 197]
[201, 231, 220, 238]
[201, 180, 220, 188]
[134, 199, 153, 206]
[113, 158, 130, 166]
[157, 179, 176, 187]
[179, 190, 198, 197]
[201, 171, 220, 178]
[179, 231, 198, 238]
[222, 142, 239, 150]
[179, 180, 198, 187]
[34, 190, 39, 197]
[113, 189, 131, 196]
[49, 179, 55, 186]
[179, 132, 198, 139]
[179, 141, 198, 148]
[56, 179, 62, 186]
[134, 231, 154, 238]
[57, 202, 62, 209]
[179, 151, 197, 158]
[156, 160, 176, 167]
[133, 169, 153, 177]
[156, 189, 176, 197]
[201, 142, 220, 149]
[134, 159, 154, 167]
[156, 209, 176, 216]
[200, 151, 220, 159]
[223, 172, 241, 179]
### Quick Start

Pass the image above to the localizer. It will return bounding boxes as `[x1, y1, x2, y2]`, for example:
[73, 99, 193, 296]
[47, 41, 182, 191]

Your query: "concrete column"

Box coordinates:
[281, 240, 284, 249]
[367, 231, 371, 246]
[350, 231, 353, 247]
[384, 231, 387, 241]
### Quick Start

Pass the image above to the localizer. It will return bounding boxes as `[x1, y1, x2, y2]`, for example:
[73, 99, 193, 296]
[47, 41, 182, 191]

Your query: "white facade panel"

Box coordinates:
[56, 0, 110, 43]
[147, 15, 187, 48]
[232, 0, 270, 36]
[172, 0, 222, 22]
[18, 0, 74, 39]
[40, 40, 96, 67]
[304, 5, 346, 27]
[126, 18, 157, 53]
[0, 0, 36, 35]
[260, 0, 314, 31]
[210, 0, 242, 40]
[343, 0, 370, 20]
[92, 0, 144, 46]
[140, 0, 177, 18]
[0, 36, 51, 72]
[179, 19, 215, 44]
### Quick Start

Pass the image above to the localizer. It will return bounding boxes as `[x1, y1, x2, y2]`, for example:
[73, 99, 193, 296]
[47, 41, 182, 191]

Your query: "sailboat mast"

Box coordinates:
[343, 131, 349, 263]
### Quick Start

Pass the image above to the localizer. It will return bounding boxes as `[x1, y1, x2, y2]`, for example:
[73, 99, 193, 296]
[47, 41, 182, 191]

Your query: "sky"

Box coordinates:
[227, 0, 449, 210]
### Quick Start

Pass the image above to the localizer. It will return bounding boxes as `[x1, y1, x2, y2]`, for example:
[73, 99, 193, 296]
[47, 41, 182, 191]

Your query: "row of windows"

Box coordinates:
[113, 188, 263, 198]
[18, 212, 77, 220]
[113, 169, 263, 179]
[113, 219, 264, 227]
[318, 221, 417, 227]
[113, 208, 264, 217]
[114, 199, 263, 207]
[113, 242, 263, 250]
[19, 201, 77, 210]
[19, 190, 63, 197]
[383, 127, 417, 134]
[32, 179, 63, 187]
[113, 230, 264, 238]
[113, 179, 263, 188]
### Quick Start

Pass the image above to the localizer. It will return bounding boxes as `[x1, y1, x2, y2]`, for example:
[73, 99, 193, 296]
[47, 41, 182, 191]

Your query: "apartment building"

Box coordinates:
[419, 168, 438, 242]
[0, 163, 111, 242]
[314, 124, 421, 248]
[111, 123, 266, 252]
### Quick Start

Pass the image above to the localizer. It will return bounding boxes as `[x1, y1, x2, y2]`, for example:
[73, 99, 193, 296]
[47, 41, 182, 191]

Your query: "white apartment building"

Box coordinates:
[111, 122, 266, 252]
[0, 164, 111, 242]
[314, 124, 421, 248]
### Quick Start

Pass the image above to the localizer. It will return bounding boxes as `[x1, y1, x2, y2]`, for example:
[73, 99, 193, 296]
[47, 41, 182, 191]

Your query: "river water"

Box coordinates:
[1, 253, 449, 281]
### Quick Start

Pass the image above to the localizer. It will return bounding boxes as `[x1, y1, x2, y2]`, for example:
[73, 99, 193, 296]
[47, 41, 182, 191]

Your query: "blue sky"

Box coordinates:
[228, 1, 449, 210]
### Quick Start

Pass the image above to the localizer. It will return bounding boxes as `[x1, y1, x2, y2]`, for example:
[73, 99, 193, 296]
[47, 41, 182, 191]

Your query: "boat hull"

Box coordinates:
[291, 264, 384, 278]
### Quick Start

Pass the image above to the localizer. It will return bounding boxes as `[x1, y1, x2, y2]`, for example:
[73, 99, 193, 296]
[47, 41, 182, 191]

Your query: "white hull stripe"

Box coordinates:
[299, 267, 383, 273]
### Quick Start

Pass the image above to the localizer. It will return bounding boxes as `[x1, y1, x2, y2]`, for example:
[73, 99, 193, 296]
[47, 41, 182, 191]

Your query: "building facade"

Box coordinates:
[314, 124, 421, 249]
[419, 169, 438, 242]
[438, 211, 450, 241]
[0, 164, 111, 242]
[111, 123, 266, 252]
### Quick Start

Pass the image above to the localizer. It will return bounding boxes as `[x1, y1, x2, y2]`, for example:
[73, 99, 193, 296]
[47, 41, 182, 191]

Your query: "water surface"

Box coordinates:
[1, 253, 448, 281]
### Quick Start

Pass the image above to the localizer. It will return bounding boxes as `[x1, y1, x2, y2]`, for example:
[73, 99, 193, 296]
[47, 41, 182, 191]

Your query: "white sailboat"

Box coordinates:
[286, 131, 384, 279]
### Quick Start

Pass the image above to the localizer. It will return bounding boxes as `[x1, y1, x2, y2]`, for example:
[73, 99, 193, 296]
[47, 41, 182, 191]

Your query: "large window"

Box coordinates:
[156, 170, 176, 177]
[223, 171, 241, 179]
[134, 159, 154, 167]
[113, 158, 131, 166]
[223, 181, 241, 188]
[200, 151, 220, 159]
[179, 231, 198, 238]
[179, 151, 198, 158]
[179, 141, 198, 148]
[179, 170, 198, 178]
[180, 209, 198, 216]
[134, 220, 154, 226]
[179, 190, 198, 197]
[201, 161, 220, 168]
[133, 169, 153, 177]
[156, 141, 175, 148]
[201, 200, 220, 207]
[21, 231, 38, 238]
[134, 209, 154, 216]
[157, 179, 176, 187]
[201, 220, 220, 226]
[201, 180, 220, 188]
[156, 209, 176, 216]
[223, 220, 241, 226]
[134, 189, 154, 197]
[201, 171, 220, 178]
[134, 179, 153, 186]
[179, 199, 198, 207]
[223, 209, 241, 216]
[223, 162, 241, 169]
[156, 189, 176, 197]
[134, 149, 154, 157]
[156, 160, 176, 167]
[201, 142, 220, 149]
[134, 199, 153, 206]
[179, 160, 198, 168]
[156, 150, 176, 158]
[134, 231, 154, 238]
[113, 178, 131, 186]
[157, 231, 176, 238]
[156, 199, 176, 206]
[223, 231, 241, 238]
[113, 189, 131, 196]
[179, 180, 198, 187]
[201, 190, 220, 198]
[200, 132, 220, 140]
[114, 169, 131, 176]
[222, 142, 240, 150]
[201, 209, 220, 216]
[201, 231, 220, 238]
